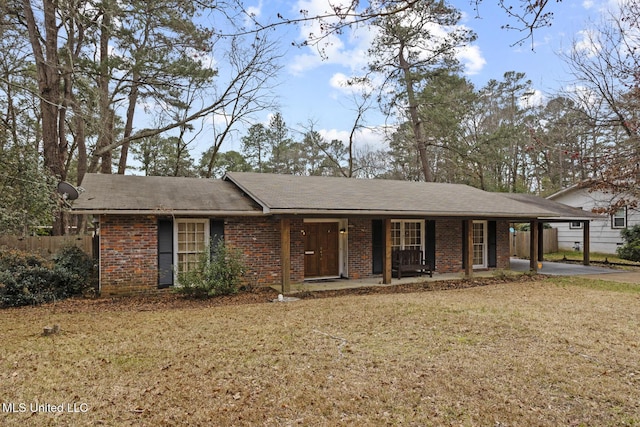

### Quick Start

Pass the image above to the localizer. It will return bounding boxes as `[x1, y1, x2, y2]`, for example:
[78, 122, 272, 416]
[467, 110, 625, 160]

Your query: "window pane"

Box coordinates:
[392, 220, 422, 250]
[472, 222, 485, 266]
[177, 220, 208, 273]
[391, 222, 401, 248]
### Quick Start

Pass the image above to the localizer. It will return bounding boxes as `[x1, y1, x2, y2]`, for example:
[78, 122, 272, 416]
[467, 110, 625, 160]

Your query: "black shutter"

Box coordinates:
[426, 220, 436, 271]
[488, 221, 497, 268]
[158, 218, 174, 288]
[461, 220, 467, 269]
[210, 219, 225, 257]
[372, 220, 384, 274]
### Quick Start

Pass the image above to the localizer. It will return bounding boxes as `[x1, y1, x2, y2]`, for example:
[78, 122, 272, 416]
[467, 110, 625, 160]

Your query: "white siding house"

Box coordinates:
[547, 185, 639, 254]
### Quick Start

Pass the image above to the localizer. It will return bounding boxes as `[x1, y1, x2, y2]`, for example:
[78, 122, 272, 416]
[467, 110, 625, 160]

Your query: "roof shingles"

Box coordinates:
[72, 172, 597, 220]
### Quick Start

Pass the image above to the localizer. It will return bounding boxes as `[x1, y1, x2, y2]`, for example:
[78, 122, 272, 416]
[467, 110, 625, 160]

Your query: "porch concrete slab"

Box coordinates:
[278, 270, 501, 294]
[509, 257, 621, 276]
[274, 258, 640, 295]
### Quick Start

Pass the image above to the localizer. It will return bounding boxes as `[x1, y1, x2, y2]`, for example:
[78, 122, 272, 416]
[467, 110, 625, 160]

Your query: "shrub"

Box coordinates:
[52, 245, 96, 295]
[617, 225, 640, 262]
[0, 246, 95, 308]
[175, 240, 246, 298]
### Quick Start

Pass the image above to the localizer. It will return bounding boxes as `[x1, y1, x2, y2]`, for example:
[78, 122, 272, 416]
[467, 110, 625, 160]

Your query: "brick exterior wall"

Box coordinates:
[347, 218, 373, 280]
[224, 217, 305, 287]
[97, 215, 514, 296]
[495, 220, 511, 270]
[100, 215, 158, 296]
[435, 219, 463, 273]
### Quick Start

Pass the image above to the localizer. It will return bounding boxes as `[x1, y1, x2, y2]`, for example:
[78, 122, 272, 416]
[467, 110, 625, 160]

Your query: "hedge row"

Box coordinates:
[0, 246, 96, 308]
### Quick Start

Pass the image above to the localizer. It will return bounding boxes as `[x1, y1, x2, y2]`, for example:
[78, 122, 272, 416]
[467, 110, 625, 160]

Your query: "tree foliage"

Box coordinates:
[1, 0, 635, 234]
[560, 3, 640, 212]
[617, 225, 640, 262]
[367, 0, 475, 181]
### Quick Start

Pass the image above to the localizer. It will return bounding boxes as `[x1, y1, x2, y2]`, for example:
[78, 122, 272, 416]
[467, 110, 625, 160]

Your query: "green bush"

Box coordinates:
[0, 246, 95, 308]
[52, 245, 96, 295]
[617, 225, 640, 262]
[175, 240, 246, 298]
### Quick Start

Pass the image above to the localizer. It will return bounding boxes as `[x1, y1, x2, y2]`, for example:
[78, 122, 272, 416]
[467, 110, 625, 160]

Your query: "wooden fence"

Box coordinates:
[0, 235, 94, 258]
[510, 228, 558, 258]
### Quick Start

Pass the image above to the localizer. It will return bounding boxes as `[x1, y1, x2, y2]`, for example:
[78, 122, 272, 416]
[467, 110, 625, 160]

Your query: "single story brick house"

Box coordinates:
[72, 172, 597, 296]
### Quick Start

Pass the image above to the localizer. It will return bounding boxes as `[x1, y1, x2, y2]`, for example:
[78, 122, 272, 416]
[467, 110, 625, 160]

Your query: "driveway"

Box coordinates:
[510, 257, 640, 284]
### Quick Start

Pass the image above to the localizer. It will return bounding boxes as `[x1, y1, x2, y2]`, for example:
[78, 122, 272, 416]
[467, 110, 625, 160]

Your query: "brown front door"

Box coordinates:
[304, 222, 339, 278]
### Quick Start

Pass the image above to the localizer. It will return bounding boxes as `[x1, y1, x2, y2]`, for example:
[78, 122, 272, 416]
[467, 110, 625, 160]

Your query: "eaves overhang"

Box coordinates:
[71, 209, 265, 216]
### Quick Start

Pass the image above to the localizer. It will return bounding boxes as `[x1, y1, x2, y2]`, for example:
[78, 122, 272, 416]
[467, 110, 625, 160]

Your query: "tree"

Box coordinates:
[387, 70, 477, 182]
[617, 225, 640, 262]
[526, 96, 597, 194]
[367, 0, 475, 181]
[198, 150, 252, 179]
[560, 3, 640, 212]
[233, 0, 557, 51]
[298, 129, 350, 176]
[131, 135, 197, 177]
[241, 123, 269, 172]
[264, 113, 295, 174]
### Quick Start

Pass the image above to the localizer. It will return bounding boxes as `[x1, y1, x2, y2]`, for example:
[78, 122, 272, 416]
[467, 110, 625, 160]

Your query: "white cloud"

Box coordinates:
[519, 89, 546, 108]
[574, 29, 601, 57]
[319, 126, 386, 150]
[287, 0, 375, 75]
[456, 44, 486, 75]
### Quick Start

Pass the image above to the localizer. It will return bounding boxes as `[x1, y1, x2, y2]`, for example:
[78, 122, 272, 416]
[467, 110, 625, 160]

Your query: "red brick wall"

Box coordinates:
[347, 218, 373, 280]
[224, 217, 305, 287]
[435, 219, 463, 273]
[97, 215, 513, 296]
[100, 215, 158, 296]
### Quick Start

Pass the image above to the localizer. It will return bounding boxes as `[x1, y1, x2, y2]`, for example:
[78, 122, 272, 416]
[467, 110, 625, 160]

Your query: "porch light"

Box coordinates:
[339, 228, 346, 234]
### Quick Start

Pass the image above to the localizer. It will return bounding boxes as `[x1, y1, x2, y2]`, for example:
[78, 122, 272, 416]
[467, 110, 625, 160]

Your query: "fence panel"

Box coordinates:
[0, 235, 94, 258]
[510, 228, 558, 258]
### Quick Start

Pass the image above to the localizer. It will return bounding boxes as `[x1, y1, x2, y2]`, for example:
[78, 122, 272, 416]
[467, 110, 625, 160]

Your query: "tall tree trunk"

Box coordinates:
[96, 1, 113, 174]
[398, 42, 432, 182]
[23, 0, 66, 180]
[118, 69, 140, 174]
[23, 0, 68, 235]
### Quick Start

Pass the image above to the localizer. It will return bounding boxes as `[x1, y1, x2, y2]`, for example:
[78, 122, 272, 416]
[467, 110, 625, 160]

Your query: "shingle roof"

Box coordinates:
[224, 172, 595, 220]
[71, 172, 598, 220]
[72, 174, 261, 215]
[501, 193, 601, 220]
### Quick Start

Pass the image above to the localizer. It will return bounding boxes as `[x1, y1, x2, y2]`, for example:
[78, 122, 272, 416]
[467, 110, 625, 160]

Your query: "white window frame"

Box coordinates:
[472, 220, 488, 269]
[174, 219, 210, 277]
[569, 221, 583, 229]
[612, 208, 626, 229]
[391, 220, 425, 251]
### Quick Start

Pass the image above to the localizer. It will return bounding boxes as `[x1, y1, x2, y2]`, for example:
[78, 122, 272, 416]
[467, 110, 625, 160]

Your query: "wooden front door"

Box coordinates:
[304, 222, 339, 278]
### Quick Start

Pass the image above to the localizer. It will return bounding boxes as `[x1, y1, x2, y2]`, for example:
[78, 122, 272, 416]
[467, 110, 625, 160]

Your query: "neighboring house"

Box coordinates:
[72, 172, 596, 296]
[547, 184, 637, 254]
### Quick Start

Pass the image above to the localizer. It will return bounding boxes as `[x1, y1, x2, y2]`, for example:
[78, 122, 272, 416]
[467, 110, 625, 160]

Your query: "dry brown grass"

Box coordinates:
[1, 278, 639, 426]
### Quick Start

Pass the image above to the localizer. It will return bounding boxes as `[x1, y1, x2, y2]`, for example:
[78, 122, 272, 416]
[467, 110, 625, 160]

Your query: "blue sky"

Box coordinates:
[190, 0, 617, 157]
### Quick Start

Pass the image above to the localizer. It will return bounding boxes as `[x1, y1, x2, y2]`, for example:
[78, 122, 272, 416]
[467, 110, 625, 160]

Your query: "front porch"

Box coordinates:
[277, 269, 507, 294]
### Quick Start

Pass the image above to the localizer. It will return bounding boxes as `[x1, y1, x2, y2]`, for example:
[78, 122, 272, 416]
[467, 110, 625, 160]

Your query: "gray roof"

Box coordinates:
[71, 172, 598, 220]
[224, 172, 595, 220]
[72, 174, 261, 215]
[502, 193, 601, 221]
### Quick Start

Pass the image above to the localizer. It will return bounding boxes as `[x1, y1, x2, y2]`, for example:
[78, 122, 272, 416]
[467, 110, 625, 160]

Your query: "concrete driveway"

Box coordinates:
[510, 257, 640, 284]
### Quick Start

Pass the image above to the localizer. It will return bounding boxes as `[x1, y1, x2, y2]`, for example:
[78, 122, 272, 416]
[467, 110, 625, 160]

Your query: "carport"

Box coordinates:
[502, 193, 602, 272]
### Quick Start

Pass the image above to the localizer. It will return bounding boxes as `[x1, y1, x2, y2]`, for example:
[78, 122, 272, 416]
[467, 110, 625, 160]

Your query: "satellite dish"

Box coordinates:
[57, 181, 80, 201]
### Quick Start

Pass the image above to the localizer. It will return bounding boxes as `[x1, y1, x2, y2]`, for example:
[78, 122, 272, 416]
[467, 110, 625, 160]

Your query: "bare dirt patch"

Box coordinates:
[1, 276, 639, 426]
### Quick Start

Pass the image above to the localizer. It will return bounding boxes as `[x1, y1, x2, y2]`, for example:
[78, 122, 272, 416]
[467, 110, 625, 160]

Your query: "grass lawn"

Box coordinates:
[1, 277, 639, 426]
